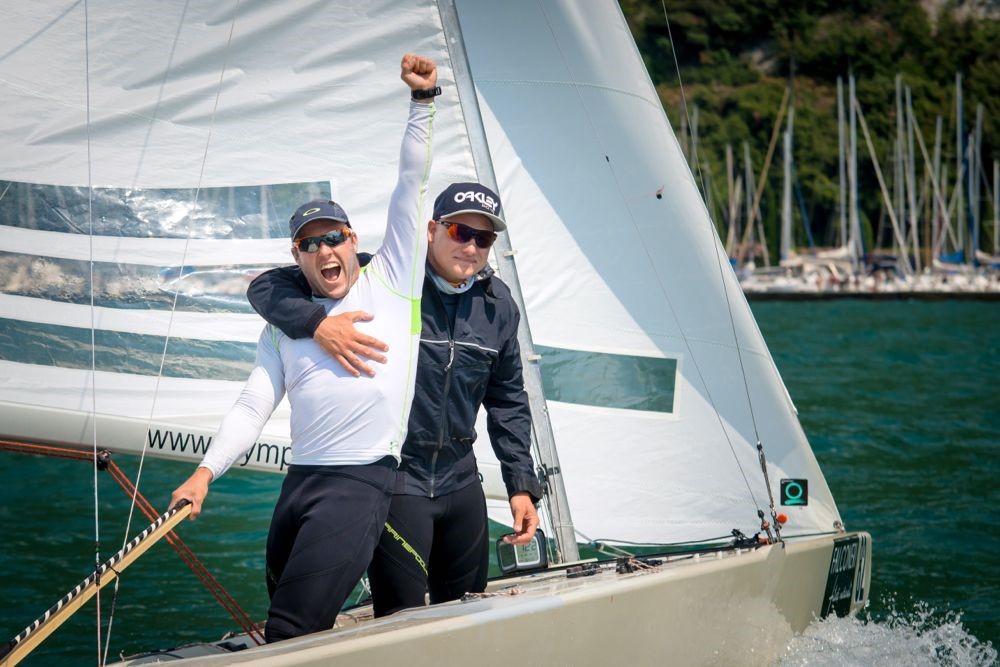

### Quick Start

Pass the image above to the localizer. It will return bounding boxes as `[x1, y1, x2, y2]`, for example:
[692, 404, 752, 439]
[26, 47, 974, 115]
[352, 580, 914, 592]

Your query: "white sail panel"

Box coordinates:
[456, 0, 841, 541]
[2, 2, 473, 190]
[0, 361, 283, 426]
[0, 294, 262, 342]
[0, 360, 293, 472]
[0, 2, 479, 464]
[0, 225, 290, 266]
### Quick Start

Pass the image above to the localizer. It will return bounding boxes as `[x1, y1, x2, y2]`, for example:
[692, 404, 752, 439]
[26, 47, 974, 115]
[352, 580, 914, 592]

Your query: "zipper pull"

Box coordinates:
[444, 340, 455, 371]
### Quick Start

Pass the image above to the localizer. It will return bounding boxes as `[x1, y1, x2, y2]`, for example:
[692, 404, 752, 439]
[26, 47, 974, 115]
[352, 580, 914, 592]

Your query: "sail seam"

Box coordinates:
[474, 78, 660, 108]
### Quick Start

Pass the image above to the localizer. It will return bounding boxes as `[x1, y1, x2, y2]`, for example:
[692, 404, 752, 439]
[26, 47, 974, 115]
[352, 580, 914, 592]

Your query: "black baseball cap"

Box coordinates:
[432, 182, 506, 231]
[288, 199, 350, 239]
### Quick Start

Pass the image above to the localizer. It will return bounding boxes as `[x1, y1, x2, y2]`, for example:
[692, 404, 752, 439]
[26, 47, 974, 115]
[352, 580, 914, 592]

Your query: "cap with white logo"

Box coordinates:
[432, 182, 506, 231]
[288, 199, 351, 239]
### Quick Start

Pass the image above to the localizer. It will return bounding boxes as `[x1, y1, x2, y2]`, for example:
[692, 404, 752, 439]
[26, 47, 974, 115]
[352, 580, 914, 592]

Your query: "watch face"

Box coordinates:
[515, 538, 541, 566]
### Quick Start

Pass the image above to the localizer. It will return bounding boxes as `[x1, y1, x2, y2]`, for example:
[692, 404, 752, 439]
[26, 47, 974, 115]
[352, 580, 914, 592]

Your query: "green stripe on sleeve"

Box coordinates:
[411, 297, 422, 335]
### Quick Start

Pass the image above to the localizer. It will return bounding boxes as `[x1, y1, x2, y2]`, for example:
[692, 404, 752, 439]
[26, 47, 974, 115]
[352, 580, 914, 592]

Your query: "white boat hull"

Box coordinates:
[116, 532, 871, 666]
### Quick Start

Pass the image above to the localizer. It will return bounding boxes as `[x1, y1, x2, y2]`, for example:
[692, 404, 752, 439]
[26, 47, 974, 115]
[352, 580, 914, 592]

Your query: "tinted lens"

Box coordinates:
[442, 221, 496, 249]
[297, 229, 352, 252]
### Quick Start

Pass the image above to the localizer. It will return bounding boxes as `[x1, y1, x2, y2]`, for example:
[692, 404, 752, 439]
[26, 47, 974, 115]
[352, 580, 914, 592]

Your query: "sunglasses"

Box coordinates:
[296, 228, 354, 253]
[437, 220, 497, 249]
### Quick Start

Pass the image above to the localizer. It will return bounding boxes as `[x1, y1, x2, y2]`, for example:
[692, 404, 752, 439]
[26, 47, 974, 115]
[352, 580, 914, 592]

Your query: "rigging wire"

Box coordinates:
[114, 0, 239, 590]
[534, 0, 768, 542]
[97, 1, 248, 660]
[660, 0, 781, 540]
[81, 0, 105, 662]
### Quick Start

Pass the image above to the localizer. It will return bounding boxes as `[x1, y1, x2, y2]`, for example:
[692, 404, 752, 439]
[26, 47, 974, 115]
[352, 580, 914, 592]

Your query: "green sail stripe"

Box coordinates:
[0, 179, 329, 239]
[534, 345, 676, 413]
[0, 319, 676, 413]
[0, 318, 254, 381]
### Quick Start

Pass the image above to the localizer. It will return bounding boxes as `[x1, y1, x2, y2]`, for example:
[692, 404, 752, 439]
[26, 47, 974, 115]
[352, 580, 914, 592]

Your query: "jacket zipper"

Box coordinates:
[429, 287, 456, 498]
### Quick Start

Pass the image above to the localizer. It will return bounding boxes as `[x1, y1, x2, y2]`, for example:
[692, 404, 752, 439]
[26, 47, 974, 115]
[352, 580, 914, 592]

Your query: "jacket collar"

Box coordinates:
[423, 261, 498, 298]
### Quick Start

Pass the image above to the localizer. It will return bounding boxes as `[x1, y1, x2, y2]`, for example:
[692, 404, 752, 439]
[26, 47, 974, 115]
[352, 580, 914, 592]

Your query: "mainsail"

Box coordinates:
[0, 0, 841, 561]
[0, 1, 471, 473]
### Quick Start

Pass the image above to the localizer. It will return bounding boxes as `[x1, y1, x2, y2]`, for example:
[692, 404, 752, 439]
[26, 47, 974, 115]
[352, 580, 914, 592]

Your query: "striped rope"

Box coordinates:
[0, 501, 191, 666]
[0, 441, 263, 645]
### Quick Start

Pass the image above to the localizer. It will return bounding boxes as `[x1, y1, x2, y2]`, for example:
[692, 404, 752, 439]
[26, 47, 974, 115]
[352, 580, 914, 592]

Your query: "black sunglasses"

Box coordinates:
[437, 220, 497, 249]
[296, 228, 354, 253]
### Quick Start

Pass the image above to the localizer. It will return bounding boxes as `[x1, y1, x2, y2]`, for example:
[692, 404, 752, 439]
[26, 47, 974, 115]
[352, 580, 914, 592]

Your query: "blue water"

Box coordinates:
[1, 300, 997, 665]
[757, 300, 999, 665]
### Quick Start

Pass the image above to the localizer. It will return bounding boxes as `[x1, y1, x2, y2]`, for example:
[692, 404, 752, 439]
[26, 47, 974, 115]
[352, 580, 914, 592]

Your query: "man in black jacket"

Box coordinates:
[246, 182, 542, 617]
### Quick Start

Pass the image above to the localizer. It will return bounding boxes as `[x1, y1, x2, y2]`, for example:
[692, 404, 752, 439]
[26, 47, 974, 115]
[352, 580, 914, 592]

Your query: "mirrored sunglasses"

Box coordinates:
[296, 228, 354, 253]
[437, 220, 497, 249]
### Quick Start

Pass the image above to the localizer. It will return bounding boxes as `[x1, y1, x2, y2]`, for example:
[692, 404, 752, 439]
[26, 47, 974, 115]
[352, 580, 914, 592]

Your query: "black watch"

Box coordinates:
[411, 86, 441, 100]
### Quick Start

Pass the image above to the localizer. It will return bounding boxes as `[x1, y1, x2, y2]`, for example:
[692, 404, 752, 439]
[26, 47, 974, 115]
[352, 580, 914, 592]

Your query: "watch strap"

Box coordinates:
[411, 86, 442, 100]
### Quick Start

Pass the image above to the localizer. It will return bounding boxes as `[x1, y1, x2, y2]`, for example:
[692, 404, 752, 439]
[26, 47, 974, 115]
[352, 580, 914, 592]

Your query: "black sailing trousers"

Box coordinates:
[366, 479, 489, 618]
[264, 457, 396, 643]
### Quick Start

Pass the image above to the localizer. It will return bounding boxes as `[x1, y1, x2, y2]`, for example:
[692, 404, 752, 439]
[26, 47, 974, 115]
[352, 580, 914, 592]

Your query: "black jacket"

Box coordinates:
[246, 258, 542, 501]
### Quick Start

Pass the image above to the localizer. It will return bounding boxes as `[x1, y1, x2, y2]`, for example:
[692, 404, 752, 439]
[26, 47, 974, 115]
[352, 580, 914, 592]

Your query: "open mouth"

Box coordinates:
[321, 263, 342, 281]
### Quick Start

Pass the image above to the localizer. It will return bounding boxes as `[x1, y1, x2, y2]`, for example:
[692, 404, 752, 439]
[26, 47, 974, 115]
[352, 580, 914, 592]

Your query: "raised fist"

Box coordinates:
[400, 53, 437, 90]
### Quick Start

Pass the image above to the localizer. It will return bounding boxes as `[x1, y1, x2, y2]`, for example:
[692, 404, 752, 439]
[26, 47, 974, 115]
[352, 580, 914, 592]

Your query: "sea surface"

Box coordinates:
[0, 300, 997, 665]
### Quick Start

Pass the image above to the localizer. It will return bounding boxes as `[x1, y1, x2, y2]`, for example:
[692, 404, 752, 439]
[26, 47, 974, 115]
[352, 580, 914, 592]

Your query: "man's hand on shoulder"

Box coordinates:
[400, 53, 437, 93]
[315, 311, 389, 377]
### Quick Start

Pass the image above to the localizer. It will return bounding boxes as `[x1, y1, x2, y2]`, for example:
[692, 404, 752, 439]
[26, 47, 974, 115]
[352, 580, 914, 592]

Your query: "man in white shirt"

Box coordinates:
[170, 53, 439, 642]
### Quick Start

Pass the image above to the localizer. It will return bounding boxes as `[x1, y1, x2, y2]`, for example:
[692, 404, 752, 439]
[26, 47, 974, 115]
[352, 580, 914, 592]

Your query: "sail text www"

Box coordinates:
[146, 428, 291, 471]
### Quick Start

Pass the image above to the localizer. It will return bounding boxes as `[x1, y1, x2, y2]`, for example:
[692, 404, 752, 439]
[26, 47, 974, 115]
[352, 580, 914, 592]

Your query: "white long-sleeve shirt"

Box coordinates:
[200, 101, 434, 480]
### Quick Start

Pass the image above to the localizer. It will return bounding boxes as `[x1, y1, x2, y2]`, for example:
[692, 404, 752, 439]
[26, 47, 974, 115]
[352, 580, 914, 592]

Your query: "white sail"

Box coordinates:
[458, 1, 840, 543]
[1, 0, 841, 554]
[0, 1, 472, 470]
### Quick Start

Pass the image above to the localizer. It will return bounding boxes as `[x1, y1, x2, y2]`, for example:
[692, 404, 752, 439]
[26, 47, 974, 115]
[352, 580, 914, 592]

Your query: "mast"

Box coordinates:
[780, 103, 794, 264]
[995, 161, 999, 258]
[848, 73, 861, 269]
[972, 104, 983, 264]
[736, 87, 789, 267]
[854, 94, 911, 275]
[905, 85, 920, 272]
[680, 112, 689, 161]
[955, 73, 965, 261]
[941, 162, 952, 255]
[702, 154, 717, 234]
[780, 60, 795, 264]
[742, 142, 758, 267]
[895, 74, 905, 260]
[691, 105, 700, 173]
[437, 0, 579, 562]
[932, 116, 943, 261]
[994, 160, 999, 258]
[725, 143, 737, 255]
[966, 129, 976, 265]
[837, 77, 848, 249]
